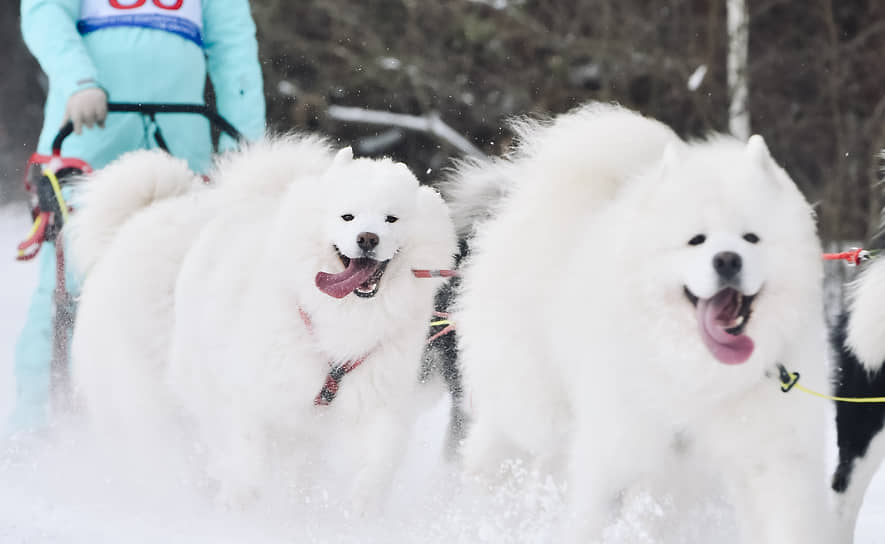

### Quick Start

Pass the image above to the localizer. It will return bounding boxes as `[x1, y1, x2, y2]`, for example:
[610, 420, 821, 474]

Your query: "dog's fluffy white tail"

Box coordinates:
[441, 102, 678, 238]
[67, 149, 200, 276]
[439, 156, 512, 238]
[211, 132, 335, 195]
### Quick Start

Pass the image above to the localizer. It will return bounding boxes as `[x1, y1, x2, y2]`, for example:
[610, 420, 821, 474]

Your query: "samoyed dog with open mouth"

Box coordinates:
[68, 136, 457, 511]
[167, 145, 457, 510]
[447, 103, 834, 542]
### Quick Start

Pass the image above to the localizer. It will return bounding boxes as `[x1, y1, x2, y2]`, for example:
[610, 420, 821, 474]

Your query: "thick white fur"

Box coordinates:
[70, 135, 457, 511]
[845, 150, 885, 371]
[846, 257, 885, 371]
[442, 155, 515, 238]
[66, 150, 201, 276]
[450, 103, 834, 542]
[70, 138, 338, 454]
[68, 150, 209, 472]
[168, 147, 456, 510]
[445, 103, 679, 474]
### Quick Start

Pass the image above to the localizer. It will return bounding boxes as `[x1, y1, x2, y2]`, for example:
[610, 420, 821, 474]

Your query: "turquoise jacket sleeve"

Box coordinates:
[20, 0, 101, 102]
[202, 0, 267, 149]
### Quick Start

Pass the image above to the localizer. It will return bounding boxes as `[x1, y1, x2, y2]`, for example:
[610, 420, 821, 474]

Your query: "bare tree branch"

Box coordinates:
[327, 105, 487, 159]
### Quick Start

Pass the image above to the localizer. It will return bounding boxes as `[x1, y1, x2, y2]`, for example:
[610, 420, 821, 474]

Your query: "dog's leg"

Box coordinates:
[348, 407, 408, 517]
[832, 427, 885, 542]
[459, 416, 526, 482]
[728, 450, 833, 543]
[206, 412, 267, 511]
[420, 330, 466, 460]
[563, 424, 640, 543]
[711, 393, 834, 544]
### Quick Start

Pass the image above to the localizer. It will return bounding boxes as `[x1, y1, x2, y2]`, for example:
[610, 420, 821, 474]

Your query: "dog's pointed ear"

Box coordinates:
[747, 134, 797, 191]
[392, 161, 420, 188]
[657, 140, 682, 178]
[332, 146, 353, 165]
[395, 161, 417, 179]
[747, 134, 772, 166]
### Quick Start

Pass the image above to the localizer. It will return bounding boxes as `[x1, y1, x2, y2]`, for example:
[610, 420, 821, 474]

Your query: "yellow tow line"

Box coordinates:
[778, 364, 885, 403]
[44, 167, 70, 222]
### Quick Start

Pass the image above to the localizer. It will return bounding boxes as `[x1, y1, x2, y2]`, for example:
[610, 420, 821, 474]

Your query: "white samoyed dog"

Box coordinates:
[68, 136, 457, 511]
[446, 103, 834, 542]
[69, 136, 338, 463]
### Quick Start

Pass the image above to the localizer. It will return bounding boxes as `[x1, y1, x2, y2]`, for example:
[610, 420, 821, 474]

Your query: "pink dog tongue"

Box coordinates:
[315, 258, 377, 299]
[696, 290, 754, 365]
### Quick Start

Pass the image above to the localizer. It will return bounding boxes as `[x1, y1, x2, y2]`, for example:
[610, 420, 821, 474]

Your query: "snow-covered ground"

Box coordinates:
[2, 202, 885, 542]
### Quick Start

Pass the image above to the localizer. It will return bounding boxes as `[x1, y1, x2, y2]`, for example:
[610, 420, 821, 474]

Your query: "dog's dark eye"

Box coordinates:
[688, 234, 706, 246]
[385, 215, 399, 223]
[743, 233, 760, 244]
[341, 214, 354, 222]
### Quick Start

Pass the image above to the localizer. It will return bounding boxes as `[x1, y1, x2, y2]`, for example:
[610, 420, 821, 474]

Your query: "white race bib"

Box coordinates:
[78, 0, 203, 47]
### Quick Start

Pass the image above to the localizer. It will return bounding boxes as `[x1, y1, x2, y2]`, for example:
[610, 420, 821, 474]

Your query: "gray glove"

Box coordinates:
[63, 86, 108, 134]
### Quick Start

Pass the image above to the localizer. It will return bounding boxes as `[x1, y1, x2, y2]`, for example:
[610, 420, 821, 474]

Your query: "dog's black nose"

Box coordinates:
[713, 251, 742, 280]
[357, 232, 379, 252]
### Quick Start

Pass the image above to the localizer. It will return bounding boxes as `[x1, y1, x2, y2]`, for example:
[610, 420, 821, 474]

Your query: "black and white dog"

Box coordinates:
[421, 160, 510, 457]
[831, 224, 885, 540]
[421, 238, 468, 455]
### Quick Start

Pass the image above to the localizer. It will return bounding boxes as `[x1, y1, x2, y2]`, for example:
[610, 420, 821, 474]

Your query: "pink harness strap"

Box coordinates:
[299, 306, 371, 406]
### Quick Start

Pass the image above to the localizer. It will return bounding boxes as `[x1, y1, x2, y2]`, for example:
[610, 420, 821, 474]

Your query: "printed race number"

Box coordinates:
[109, 0, 183, 9]
[78, 0, 203, 46]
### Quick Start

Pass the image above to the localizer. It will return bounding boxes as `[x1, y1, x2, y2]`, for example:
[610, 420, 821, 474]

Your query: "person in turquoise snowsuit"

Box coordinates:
[8, 0, 266, 435]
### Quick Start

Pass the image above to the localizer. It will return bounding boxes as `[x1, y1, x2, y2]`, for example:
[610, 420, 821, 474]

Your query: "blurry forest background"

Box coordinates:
[1, 0, 884, 243]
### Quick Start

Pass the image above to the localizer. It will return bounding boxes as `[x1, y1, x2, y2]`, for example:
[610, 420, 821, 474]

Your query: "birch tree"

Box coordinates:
[727, 0, 750, 140]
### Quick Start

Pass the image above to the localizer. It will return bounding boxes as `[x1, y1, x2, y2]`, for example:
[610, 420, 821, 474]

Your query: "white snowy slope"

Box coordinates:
[1, 203, 885, 543]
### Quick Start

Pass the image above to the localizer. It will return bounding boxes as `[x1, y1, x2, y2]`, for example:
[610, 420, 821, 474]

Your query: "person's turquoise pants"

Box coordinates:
[8, 234, 81, 435]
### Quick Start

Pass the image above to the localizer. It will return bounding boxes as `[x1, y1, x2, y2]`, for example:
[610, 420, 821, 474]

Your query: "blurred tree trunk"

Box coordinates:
[0, 9, 43, 204]
[727, 0, 749, 140]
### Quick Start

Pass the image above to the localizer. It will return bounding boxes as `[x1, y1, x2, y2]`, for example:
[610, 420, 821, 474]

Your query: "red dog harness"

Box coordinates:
[299, 307, 371, 406]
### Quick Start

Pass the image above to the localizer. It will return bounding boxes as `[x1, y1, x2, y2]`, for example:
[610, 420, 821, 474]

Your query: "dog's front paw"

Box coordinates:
[348, 469, 389, 519]
[348, 487, 383, 519]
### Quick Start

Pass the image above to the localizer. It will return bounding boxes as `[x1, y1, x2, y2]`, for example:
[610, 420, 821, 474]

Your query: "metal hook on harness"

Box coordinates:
[777, 363, 800, 393]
